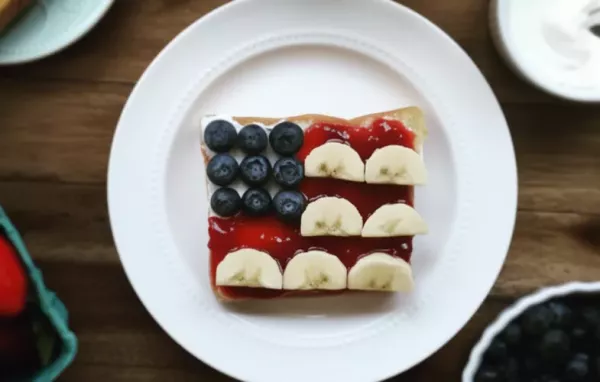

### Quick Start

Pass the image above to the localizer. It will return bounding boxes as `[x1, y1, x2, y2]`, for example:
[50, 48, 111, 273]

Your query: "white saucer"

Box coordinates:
[108, 1, 517, 381]
[0, 0, 113, 65]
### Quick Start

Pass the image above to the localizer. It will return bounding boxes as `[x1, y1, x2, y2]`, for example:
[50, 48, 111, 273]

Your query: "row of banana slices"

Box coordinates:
[300, 197, 428, 237]
[305, 143, 427, 185]
[216, 248, 414, 292]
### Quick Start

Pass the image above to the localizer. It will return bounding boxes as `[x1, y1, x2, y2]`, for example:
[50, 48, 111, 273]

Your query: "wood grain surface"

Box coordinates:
[0, 0, 599, 381]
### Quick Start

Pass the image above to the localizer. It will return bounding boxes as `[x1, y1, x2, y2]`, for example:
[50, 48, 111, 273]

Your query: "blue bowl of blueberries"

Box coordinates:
[463, 282, 600, 382]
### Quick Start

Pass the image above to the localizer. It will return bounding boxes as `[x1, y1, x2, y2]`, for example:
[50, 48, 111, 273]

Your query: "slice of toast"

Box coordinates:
[203, 107, 427, 301]
[0, 0, 31, 33]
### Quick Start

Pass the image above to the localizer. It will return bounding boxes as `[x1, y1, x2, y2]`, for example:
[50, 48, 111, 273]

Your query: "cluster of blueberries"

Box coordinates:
[204, 119, 306, 221]
[476, 295, 600, 382]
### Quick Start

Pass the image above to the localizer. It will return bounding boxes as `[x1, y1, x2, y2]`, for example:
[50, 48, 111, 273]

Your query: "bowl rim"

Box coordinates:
[462, 281, 600, 381]
[490, 0, 600, 103]
[0, 0, 115, 66]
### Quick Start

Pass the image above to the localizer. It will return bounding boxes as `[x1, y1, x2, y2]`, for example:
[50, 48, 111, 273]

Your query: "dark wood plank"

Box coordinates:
[510, 104, 600, 190]
[495, 211, 600, 297]
[509, 104, 600, 217]
[0, 78, 126, 183]
[60, 365, 231, 382]
[0, 0, 555, 104]
[0, 182, 114, 263]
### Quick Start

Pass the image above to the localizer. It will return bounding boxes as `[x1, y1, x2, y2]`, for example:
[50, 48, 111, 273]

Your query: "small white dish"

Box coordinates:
[108, 0, 517, 381]
[463, 282, 600, 381]
[0, 0, 114, 65]
[490, 0, 600, 102]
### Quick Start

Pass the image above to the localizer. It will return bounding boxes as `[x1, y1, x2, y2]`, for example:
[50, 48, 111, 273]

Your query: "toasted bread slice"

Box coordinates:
[0, 0, 31, 33]
[204, 107, 426, 301]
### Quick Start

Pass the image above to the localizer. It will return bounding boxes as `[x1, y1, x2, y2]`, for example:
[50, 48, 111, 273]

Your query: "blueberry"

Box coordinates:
[485, 339, 508, 363]
[565, 358, 589, 381]
[502, 323, 522, 346]
[475, 367, 501, 382]
[548, 302, 573, 328]
[522, 305, 554, 336]
[242, 188, 271, 216]
[238, 124, 268, 154]
[524, 356, 542, 375]
[539, 376, 560, 382]
[581, 307, 600, 329]
[573, 353, 589, 363]
[539, 330, 570, 362]
[269, 122, 303, 155]
[210, 188, 241, 217]
[503, 357, 519, 380]
[204, 119, 237, 152]
[273, 191, 306, 222]
[206, 154, 239, 186]
[571, 326, 588, 344]
[239, 155, 272, 186]
[273, 157, 304, 188]
[571, 326, 593, 353]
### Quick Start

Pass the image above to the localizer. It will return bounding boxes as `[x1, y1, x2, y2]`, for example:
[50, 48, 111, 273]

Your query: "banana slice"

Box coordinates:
[215, 249, 282, 289]
[283, 250, 347, 290]
[362, 203, 427, 237]
[301, 197, 363, 236]
[348, 253, 413, 292]
[365, 145, 427, 185]
[304, 142, 365, 182]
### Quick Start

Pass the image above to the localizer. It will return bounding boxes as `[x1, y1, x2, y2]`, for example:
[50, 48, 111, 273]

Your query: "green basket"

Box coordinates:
[0, 207, 77, 382]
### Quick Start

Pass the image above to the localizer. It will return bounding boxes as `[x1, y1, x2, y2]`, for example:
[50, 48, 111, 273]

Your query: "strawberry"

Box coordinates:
[0, 236, 27, 316]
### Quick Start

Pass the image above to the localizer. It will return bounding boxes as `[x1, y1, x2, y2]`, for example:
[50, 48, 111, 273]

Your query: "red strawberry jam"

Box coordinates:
[209, 118, 416, 299]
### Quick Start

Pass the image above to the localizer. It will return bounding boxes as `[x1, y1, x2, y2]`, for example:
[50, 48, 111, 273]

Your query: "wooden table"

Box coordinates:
[1, 1, 599, 381]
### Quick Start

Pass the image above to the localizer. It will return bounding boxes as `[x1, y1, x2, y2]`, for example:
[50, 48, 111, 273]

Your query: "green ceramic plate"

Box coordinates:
[0, 207, 77, 382]
[0, 0, 114, 65]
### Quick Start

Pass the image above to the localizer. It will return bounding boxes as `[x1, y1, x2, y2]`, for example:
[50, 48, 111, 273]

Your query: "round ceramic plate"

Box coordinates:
[108, 0, 517, 381]
[0, 0, 113, 65]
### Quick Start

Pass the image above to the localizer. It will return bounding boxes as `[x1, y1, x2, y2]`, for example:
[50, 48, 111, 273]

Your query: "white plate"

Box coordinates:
[0, 0, 113, 65]
[108, 0, 517, 381]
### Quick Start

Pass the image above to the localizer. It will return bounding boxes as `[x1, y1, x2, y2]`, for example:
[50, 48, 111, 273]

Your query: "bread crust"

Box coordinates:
[208, 107, 426, 301]
[233, 107, 427, 151]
